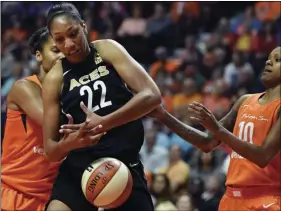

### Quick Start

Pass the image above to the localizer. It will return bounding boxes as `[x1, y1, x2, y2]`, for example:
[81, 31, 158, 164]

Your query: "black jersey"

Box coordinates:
[60, 45, 144, 169]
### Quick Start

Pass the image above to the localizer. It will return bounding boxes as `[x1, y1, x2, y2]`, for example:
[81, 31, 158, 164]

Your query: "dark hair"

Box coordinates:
[151, 173, 173, 202]
[29, 27, 50, 55]
[47, 3, 82, 31]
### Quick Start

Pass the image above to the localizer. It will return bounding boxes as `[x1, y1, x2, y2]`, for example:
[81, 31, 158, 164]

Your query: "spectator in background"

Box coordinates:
[187, 176, 205, 210]
[235, 20, 253, 52]
[252, 21, 278, 56]
[151, 173, 177, 210]
[150, 46, 180, 84]
[200, 174, 224, 211]
[145, 3, 172, 37]
[255, 1, 281, 22]
[184, 35, 202, 64]
[173, 78, 203, 118]
[117, 4, 146, 37]
[178, 61, 206, 92]
[203, 79, 231, 117]
[159, 145, 190, 191]
[230, 6, 262, 34]
[190, 151, 221, 182]
[176, 193, 196, 211]
[140, 128, 169, 173]
[223, 51, 254, 91]
[1, 62, 23, 98]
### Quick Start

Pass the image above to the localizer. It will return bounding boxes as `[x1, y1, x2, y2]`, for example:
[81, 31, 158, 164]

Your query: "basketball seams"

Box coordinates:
[85, 160, 121, 202]
[102, 166, 133, 209]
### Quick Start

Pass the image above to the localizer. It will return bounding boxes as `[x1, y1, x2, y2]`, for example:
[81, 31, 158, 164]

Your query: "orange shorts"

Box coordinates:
[219, 186, 281, 211]
[1, 185, 47, 211]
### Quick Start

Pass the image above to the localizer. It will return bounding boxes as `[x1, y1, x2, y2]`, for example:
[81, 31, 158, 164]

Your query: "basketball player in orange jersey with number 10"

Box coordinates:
[1, 28, 104, 211]
[149, 46, 281, 211]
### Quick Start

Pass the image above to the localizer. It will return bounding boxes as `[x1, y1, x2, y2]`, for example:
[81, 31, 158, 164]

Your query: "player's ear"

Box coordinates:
[81, 21, 88, 35]
[35, 50, 43, 63]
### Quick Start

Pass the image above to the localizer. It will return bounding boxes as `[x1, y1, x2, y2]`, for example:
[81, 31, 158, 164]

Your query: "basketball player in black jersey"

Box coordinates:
[42, 3, 161, 211]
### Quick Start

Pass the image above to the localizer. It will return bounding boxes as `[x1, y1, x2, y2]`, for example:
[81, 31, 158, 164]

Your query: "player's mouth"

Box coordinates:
[69, 49, 80, 56]
[263, 67, 272, 73]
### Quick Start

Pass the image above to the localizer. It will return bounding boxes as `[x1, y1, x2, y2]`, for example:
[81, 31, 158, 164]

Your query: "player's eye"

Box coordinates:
[55, 37, 64, 43]
[70, 30, 78, 38]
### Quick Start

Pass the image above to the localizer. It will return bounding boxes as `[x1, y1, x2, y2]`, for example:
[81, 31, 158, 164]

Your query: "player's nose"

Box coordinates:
[64, 38, 76, 52]
[265, 59, 272, 66]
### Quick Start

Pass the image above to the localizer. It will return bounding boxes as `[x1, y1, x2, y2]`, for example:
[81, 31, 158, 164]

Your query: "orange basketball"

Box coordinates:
[81, 157, 133, 209]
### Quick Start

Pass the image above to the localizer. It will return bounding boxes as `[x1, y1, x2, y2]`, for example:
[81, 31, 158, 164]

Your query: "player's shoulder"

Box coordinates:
[91, 39, 119, 49]
[237, 94, 253, 104]
[8, 77, 40, 102]
[91, 39, 125, 59]
[12, 77, 40, 94]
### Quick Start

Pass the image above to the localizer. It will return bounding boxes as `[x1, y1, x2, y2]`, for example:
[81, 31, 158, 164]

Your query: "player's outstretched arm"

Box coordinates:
[91, 39, 162, 131]
[148, 95, 248, 152]
[8, 80, 43, 125]
[189, 101, 280, 168]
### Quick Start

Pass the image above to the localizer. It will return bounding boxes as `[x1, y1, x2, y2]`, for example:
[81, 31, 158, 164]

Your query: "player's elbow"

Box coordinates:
[147, 88, 162, 106]
[142, 89, 162, 109]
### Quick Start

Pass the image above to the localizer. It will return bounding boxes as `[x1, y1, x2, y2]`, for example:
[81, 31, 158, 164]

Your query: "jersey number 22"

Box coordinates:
[80, 80, 112, 112]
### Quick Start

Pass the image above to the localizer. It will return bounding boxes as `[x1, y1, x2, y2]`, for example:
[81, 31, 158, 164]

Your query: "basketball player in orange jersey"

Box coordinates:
[1, 27, 104, 211]
[148, 46, 281, 211]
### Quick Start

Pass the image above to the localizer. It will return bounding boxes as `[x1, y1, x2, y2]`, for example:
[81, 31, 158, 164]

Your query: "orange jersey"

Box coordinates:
[1, 75, 61, 202]
[226, 93, 281, 187]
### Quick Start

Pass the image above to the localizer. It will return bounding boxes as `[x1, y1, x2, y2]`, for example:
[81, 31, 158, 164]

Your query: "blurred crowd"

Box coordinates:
[1, 2, 280, 211]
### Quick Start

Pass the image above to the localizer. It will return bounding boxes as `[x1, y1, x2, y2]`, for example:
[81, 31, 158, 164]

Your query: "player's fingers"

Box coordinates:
[189, 103, 202, 112]
[66, 114, 73, 124]
[188, 107, 202, 116]
[59, 128, 77, 135]
[89, 133, 105, 143]
[190, 116, 202, 123]
[61, 123, 82, 130]
[80, 101, 90, 115]
[193, 102, 211, 114]
[77, 120, 90, 138]
[87, 125, 104, 135]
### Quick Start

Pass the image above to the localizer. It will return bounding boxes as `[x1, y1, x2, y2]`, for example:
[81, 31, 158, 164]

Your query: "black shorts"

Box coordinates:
[46, 159, 154, 211]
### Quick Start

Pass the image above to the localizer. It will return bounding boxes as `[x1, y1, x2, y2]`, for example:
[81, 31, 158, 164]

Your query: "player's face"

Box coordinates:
[50, 15, 89, 63]
[41, 37, 64, 72]
[261, 47, 281, 88]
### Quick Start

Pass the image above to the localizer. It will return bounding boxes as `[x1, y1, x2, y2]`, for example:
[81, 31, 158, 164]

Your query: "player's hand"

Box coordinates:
[59, 119, 105, 152]
[188, 102, 221, 134]
[60, 102, 105, 132]
[146, 105, 166, 119]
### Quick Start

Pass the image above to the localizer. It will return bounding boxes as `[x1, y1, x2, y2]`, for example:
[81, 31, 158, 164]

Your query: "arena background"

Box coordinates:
[1, 2, 280, 211]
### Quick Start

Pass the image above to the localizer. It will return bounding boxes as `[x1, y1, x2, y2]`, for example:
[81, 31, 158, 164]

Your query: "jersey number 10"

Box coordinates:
[80, 80, 112, 112]
[238, 121, 254, 144]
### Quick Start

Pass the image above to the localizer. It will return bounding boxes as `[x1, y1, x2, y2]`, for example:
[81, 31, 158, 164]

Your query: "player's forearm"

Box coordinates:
[101, 91, 161, 131]
[158, 110, 218, 152]
[44, 139, 68, 162]
[214, 127, 268, 168]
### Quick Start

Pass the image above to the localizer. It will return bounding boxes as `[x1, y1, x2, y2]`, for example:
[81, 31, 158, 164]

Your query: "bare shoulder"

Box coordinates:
[91, 39, 119, 49]
[233, 94, 252, 110]
[91, 39, 125, 61]
[9, 79, 40, 100]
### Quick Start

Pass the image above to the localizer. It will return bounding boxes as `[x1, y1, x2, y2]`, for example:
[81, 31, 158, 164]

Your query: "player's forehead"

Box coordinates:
[43, 37, 55, 48]
[269, 47, 281, 58]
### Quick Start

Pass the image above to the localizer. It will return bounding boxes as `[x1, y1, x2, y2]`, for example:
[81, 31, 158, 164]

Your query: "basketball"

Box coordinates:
[81, 157, 133, 209]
